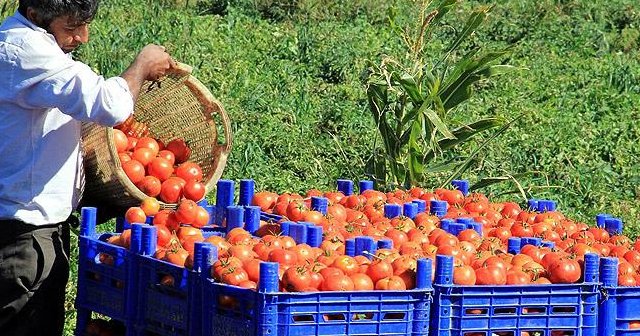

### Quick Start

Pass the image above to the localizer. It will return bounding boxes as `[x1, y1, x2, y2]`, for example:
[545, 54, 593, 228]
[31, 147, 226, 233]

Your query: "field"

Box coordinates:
[1, 0, 639, 334]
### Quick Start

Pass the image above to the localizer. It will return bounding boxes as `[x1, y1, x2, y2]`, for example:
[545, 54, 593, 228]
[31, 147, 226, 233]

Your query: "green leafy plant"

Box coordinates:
[365, 0, 520, 190]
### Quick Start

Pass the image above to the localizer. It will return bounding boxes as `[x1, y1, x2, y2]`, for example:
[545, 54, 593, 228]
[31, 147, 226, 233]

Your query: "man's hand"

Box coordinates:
[120, 44, 175, 101]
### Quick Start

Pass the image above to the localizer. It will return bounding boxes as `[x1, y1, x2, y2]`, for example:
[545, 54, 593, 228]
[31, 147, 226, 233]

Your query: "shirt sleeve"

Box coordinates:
[12, 35, 134, 126]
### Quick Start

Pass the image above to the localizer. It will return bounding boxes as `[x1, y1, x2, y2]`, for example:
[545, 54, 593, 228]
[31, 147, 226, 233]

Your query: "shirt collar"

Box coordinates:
[11, 11, 59, 45]
[12, 11, 47, 33]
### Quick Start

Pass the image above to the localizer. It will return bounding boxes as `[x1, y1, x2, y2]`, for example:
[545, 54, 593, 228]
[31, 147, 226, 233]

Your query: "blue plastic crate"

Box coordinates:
[599, 257, 640, 336]
[75, 208, 138, 336]
[431, 254, 601, 336]
[201, 259, 433, 336]
[133, 226, 218, 336]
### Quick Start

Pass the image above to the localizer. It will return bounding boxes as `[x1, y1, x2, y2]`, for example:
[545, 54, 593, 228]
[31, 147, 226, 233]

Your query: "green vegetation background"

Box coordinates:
[2, 0, 640, 334]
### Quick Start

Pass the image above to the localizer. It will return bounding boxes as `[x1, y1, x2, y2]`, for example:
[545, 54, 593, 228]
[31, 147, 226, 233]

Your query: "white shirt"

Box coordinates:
[0, 12, 133, 225]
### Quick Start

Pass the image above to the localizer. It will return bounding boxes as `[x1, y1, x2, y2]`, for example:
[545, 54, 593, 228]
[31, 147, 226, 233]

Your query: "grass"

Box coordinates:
[1, 0, 639, 334]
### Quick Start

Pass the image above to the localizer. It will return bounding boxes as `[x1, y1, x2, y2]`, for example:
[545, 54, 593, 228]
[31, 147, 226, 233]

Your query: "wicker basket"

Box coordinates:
[81, 62, 232, 209]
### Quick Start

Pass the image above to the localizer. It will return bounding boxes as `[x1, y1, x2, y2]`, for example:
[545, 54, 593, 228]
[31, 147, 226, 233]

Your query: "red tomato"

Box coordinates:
[131, 147, 155, 167]
[251, 191, 278, 211]
[122, 160, 145, 184]
[190, 206, 210, 228]
[152, 209, 172, 227]
[331, 255, 359, 276]
[175, 162, 203, 182]
[375, 276, 407, 290]
[220, 267, 249, 286]
[159, 178, 184, 204]
[268, 249, 298, 268]
[113, 129, 128, 153]
[134, 137, 160, 156]
[147, 157, 174, 182]
[453, 265, 476, 285]
[548, 258, 581, 284]
[174, 200, 198, 224]
[283, 267, 313, 292]
[320, 274, 354, 291]
[365, 260, 394, 283]
[155, 224, 172, 248]
[475, 266, 507, 285]
[183, 180, 206, 202]
[136, 175, 161, 197]
[125, 206, 146, 224]
[157, 150, 176, 166]
[163, 248, 189, 267]
[126, 136, 138, 151]
[165, 138, 191, 164]
[350, 273, 374, 291]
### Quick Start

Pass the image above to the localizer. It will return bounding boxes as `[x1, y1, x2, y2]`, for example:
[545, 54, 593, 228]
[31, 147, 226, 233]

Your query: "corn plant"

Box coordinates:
[365, 0, 520, 190]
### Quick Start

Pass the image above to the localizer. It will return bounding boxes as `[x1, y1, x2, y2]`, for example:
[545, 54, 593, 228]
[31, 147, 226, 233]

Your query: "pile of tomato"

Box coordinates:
[113, 128, 207, 204]
[104, 184, 640, 292]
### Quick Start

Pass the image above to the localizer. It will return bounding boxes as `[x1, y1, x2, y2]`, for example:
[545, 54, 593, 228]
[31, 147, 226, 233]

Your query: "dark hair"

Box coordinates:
[18, 0, 99, 27]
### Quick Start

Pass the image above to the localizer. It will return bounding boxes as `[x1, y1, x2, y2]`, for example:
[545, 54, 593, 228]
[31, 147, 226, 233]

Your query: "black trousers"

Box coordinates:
[0, 219, 71, 336]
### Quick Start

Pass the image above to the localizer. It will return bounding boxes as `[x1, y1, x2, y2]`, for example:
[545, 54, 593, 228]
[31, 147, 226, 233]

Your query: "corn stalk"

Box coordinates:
[365, 0, 519, 190]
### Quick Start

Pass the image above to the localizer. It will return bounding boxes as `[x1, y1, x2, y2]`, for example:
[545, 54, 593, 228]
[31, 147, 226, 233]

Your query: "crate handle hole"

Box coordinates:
[352, 313, 374, 321]
[494, 308, 517, 315]
[552, 306, 576, 314]
[463, 332, 487, 336]
[323, 314, 346, 322]
[550, 331, 575, 336]
[523, 307, 546, 314]
[465, 308, 488, 315]
[292, 315, 315, 323]
[382, 312, 406, 320]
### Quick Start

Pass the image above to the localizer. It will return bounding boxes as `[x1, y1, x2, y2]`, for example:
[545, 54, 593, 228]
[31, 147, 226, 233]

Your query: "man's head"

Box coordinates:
[18, 0, 99, 53]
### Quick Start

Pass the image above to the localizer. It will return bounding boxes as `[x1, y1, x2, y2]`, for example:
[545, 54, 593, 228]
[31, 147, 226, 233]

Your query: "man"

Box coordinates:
[0, 0, 173, 335]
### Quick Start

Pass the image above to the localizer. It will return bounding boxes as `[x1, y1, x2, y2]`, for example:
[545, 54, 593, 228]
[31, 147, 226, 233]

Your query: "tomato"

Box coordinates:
[243, 259, 262, 282]
[286, 200, 308, 222]
[113, 129, 128, 153]
[375, 276, 407, 290]
[365, 260, 393, 283]
[165, 138, 191, 164]
[134, 137, 160, 156]
[174, 199, 197, 224]
[320, 274, 354, 291]
[147, 157, 174, 182]
[252, 191, 279, 211]
[176, 226, 203, 242]
[190, 206, 210, 228]
[453, 265, 476, 285]
[183, 180, 206, 202]
[629, 321, 640, 329]
[618, 274, 637, 286]
[122, 159, 145, 184]
[212, 257, 243, 280]
[268, 249, 298, 268]
[331, 255, 359, 276]
[152, 223, 172, 248]
[548, 258, 581, 284]
[139, 197, 160, 216]
[118, 152, 131, 164]
[506, 270, 531, 284]
[326, 204, 347, 222]
[350, 273, 374, 291]
[157, 149, 176, 166]
[159, 178, 184, 204]
[136, 175, 162, 197]
[175, 162, 203, 182]
[125, 206, 146, 224]
[283, 266, 313, 292]
[131, 147, 155, 167]
[302, 210, 326, 226]
[163, 248, 189, 267]
[152, 209, 172, 226]
[475, 266, 507, 285]
[220, 267, 249, 286]
[126, 136, 138, 151]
